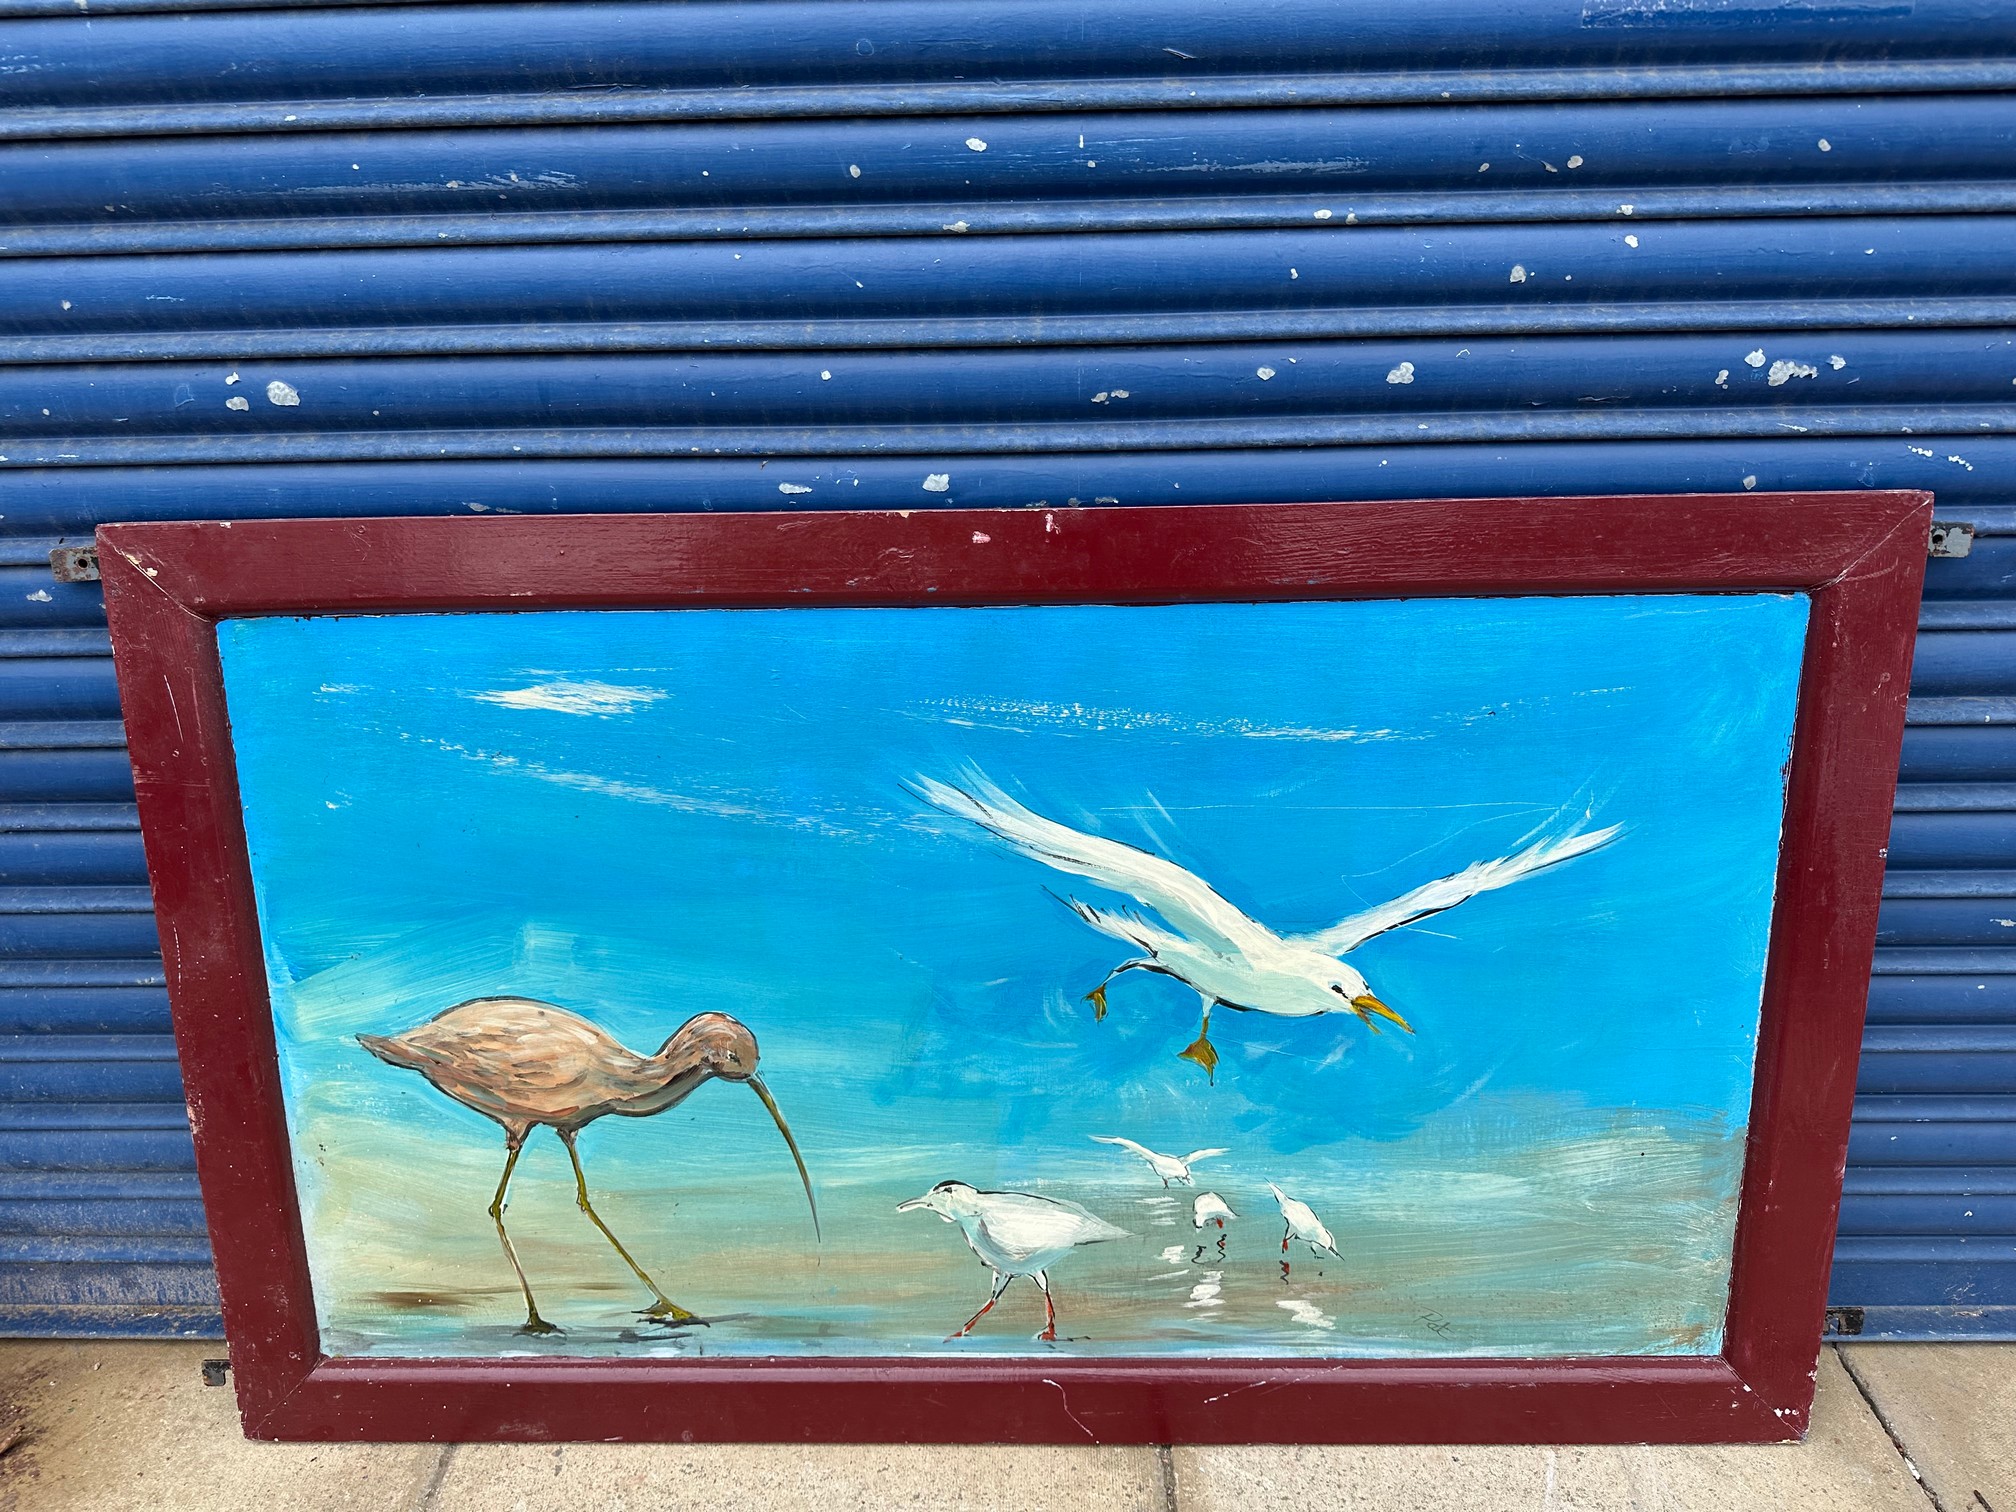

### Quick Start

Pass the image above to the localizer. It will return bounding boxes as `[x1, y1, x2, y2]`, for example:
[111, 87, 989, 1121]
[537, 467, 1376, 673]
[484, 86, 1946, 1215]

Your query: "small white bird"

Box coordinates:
[1268, 1183, 1340, 1258]
[897, 1180, 1129, 1341]
[913, 770, 1620, 1077]
[1192, 1192, 1237, 1229]
[1089, 1135, 1227, 1187]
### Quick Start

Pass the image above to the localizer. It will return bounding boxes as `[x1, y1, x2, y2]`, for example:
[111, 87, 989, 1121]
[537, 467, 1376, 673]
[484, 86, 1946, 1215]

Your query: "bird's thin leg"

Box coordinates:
[558, 1129, 700, 1325]
[487, 1131, 559, 1336]
[949, 1271, 1012, 1340]
[1033, 1269, 1057, 1343]
[1179, 996, 1220, 1080]
[1084, 958, 1153, 1021]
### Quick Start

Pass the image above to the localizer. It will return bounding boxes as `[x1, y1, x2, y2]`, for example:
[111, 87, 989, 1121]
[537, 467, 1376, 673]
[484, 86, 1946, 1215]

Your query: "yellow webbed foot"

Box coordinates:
[640, 1298, 699, 1323]
[1178, 1033, 1219, 1081]
[1085, 985, 1108, 1021]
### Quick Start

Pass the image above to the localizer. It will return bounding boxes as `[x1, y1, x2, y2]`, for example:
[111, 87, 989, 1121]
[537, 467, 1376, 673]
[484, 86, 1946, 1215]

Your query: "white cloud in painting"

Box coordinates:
[469, 679, 667, 717]
[908, 695, 1397, 744]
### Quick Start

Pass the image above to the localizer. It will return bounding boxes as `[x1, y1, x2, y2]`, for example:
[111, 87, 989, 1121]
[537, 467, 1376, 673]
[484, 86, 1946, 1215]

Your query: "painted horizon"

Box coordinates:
[216, 591, 1807, 1360]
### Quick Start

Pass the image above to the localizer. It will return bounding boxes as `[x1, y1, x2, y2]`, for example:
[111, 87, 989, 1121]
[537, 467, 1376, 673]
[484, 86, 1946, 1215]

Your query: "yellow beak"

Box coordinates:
[1351, 993, 1414, 1035]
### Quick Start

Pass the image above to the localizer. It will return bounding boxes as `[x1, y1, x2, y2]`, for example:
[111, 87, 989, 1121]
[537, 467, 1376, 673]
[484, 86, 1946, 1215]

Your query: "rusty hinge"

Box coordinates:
[1929, 521, 1975, 559]
[1822, 1306, 1865, 1337]
[48, 545, 100, 583]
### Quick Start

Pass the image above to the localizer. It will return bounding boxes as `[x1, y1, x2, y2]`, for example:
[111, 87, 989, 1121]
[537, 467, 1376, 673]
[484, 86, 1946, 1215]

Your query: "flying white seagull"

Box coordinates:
[913, 771, 1620, 1077]
[1090, 1135, 1226, 1187]
[897, 1180, 1128, 1341]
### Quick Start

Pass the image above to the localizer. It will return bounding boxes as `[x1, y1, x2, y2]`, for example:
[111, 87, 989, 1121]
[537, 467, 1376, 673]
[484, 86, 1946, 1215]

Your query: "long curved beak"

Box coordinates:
[895, 1197, 928, 1212]
[748, 1074, 819, 1242]
[1351, 994, 1413, 1034]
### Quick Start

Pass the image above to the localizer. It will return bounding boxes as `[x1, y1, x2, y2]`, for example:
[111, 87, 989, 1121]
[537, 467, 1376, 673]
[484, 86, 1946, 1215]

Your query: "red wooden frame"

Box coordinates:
[99, 493, 1930, 1444]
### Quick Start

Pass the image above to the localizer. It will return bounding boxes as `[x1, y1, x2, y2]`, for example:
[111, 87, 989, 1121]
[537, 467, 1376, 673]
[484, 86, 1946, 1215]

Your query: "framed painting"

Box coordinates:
[99, 492, 1930, 1444]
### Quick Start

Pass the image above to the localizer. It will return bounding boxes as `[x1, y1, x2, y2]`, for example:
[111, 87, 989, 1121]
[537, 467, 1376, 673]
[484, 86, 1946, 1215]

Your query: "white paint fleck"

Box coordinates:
[265, 379, 300, 406]
[473, 680, 666, 717]
[60, 300, 71, 310]
[848, 164, 860, 178]
[1386, 361, 1415, 385]
[1092, 391, 1110, 403]
[942, 220, 969, 233]
[1111, 388, 1129, 398]
[1829, 355, 1847, 370]
[820, 370, 832, 380]
[1567, 154, 1584, 168]
[1907, 445, 1935, 457]
[1818, 138, 1832, 152]
[1947, 454, 1976, 471]
[1743, 475, 1758, 490]
[1510, 264, 1527, 283]
[1767, 359, 1818, 386]
[971, 531, 991, 544]
[1345, 212, 1357, 224]
[1619, 203, 1635, 215]
[1542, 161, 1558, 173]
[1256, 366, 1276, 380]
[26, 589, 51, 602]
[1477, 162, 1489, 173]
[922, 473, 950, 492]
[1715, 369, 1729, 387]
[1289, 267, 1298, 279]
[965, 137, 987, 152]
[777, 483, 813, 495]
[351, 163, 360, 171]
[1624, 234, 1639, 248]
[1745, 349, 1766, 368]
[1313, 208, 1332, 220]
[225, 396, 250, 411]
[224, 371, 239, 385]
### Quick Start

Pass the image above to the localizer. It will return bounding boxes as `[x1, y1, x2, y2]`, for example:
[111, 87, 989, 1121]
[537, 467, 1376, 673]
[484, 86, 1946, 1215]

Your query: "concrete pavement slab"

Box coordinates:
[1171, 1349, 1928, 1512]
[425, 1440, 1167, 1511]
[0, 1341, 446, 1512]
[1841, 1343, 2012, 1512]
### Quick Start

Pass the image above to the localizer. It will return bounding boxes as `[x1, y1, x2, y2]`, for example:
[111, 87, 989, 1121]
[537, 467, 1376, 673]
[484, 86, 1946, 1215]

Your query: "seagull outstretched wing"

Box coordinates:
[1181, 1148, 1228, 1166]
[913, 771, 1270, 954]
[1090, 1135, 1155, 1160]
[1300, 823, 1623, 958]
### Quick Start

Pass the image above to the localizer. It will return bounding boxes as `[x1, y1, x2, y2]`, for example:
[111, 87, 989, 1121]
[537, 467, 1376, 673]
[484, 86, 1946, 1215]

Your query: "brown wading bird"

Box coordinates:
[359, 997, 817, 1336]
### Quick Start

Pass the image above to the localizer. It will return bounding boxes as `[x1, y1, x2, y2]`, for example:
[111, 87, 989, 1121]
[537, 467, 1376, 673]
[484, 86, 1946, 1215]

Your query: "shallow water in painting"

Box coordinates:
[311, 1098, 1739, 1360]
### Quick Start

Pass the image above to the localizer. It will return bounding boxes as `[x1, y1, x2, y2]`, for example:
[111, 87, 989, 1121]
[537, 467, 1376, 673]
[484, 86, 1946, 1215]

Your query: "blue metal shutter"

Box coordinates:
[3, 0, 2014, 1338]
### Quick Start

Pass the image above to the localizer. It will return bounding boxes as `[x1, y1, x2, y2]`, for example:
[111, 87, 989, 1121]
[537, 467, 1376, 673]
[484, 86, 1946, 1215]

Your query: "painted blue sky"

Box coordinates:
[218, 592, 1806, 1184]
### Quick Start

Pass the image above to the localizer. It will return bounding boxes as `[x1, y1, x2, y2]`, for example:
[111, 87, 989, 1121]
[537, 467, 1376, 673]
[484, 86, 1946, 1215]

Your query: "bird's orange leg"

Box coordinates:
[1179, 1001, 1219, 1081]
[1033, 1269, 1058, 1343]
[558, 1130, 701, 1324]
[949, 1272, 1012, 1341]
[487, 1132, 559, 1336]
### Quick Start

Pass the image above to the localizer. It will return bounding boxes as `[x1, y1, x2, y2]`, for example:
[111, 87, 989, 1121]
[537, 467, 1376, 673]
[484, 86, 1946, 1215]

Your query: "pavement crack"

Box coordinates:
[1156, 1443, 1178, 1511]
[1836, 1345, 1946, 1512]
[414, 1443, 457, 1510]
